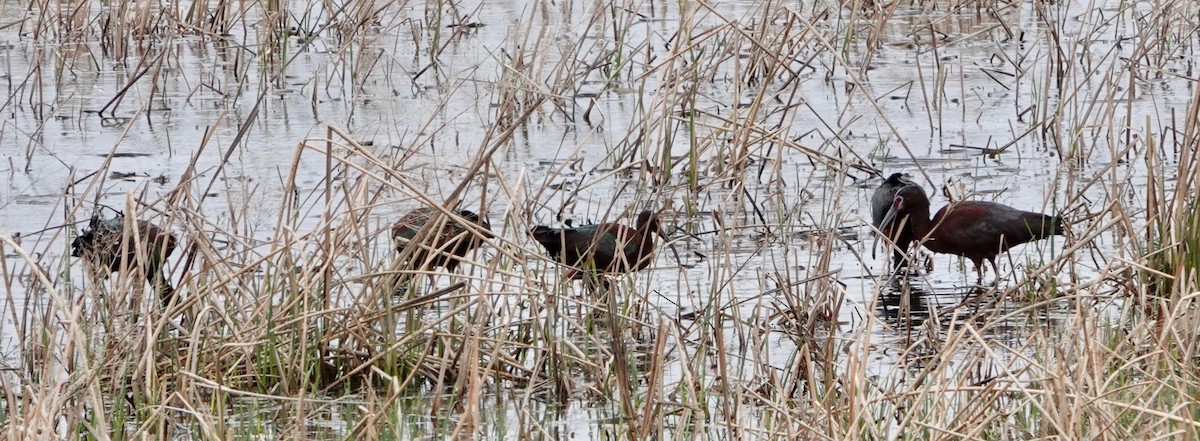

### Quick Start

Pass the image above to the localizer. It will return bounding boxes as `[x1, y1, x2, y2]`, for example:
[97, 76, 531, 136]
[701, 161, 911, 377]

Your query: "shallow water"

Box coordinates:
[0, 0, 1191, 437]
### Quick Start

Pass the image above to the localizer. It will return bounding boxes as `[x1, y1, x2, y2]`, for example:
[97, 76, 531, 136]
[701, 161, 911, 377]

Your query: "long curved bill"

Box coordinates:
[873, 203, 902, 259]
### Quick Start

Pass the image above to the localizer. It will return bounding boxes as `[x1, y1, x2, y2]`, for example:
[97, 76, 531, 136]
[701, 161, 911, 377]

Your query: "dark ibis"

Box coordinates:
[391, 207, 493, 273]
[72, 215, 178, 303]
[530, 210, 665, 280]
[877, 186, 1065, 282]
[871, 173, 921, 270]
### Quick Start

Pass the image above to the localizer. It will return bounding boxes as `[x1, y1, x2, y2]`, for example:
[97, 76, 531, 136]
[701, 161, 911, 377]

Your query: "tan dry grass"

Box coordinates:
[0, 0, 1198, 439]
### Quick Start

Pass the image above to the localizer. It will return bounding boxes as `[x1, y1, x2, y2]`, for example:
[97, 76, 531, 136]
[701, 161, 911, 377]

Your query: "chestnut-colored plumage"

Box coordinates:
[530, 210, 663, 279]
[71, 216, 178, 302]
[878, 186, 1065, 282]
[391, 207, 493, 272]
[871, 173, 921, 270]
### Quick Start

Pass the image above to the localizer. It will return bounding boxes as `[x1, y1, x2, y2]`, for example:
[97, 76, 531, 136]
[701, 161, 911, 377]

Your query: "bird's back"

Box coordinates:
[531, 222, 639, 273]
[391, 207, 437, 241]
[931, 201, 1062, 259]
[73, 218, 176, 270]
[392, 208, 490, 248]
[141, 221, 178, 257]
[392, 207, 491, 271]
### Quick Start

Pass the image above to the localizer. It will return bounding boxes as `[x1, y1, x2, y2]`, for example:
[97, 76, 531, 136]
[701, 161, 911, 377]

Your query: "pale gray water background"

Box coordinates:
[0, 0, 1190, 437]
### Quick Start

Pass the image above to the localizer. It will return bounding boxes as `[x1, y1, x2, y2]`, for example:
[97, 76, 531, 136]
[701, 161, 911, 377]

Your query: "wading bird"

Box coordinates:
[872, 173, 922, 271]
[72, 215, 178, 303]
[392, 207, 494, 274]
[876, 186, 1064, 283]
[530, 210, 665, 281]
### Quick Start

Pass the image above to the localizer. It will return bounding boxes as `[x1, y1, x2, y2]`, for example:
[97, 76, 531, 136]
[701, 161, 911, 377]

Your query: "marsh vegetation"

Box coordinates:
[1, 0, 1198, 438]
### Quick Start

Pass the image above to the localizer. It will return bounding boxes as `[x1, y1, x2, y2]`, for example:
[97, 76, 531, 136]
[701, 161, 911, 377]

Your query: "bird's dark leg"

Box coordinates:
[892, 242, 911, 273]
[891, 247, 905, 272]
[988, 258, 1001, 286]
[153, 271, 175, 306]
[580, 271, 608, 294]
[146, 258, 175, 307]
[391, 268, 421, 297]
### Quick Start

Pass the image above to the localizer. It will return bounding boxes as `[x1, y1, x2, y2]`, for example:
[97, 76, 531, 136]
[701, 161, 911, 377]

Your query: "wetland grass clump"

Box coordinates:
[5, 0, 1200, 439]
[1143, 123, 1200, 307]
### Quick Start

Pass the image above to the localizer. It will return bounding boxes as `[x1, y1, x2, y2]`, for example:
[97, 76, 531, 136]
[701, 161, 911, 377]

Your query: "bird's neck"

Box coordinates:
[634, 221, 654, 242]
[633, 228, 651, 246]
[906, 205, 936, 239]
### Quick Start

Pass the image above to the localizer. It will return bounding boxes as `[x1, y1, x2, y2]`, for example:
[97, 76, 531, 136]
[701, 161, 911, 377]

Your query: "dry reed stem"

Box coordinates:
[0, 0, 1197, 438]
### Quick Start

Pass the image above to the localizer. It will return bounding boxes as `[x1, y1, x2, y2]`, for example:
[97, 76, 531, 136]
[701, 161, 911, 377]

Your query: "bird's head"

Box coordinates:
[873, 185, 928, 251]
[636, 209, 670, 241]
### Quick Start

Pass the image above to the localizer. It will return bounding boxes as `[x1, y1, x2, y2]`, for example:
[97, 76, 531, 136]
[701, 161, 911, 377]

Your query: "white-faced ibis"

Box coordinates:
[871, 173, 921, 270]
[391, 207, 493, 273]
[530, 210, 664, 280]
[72, 215, 178, 302]
[878, 186, 1065, 282]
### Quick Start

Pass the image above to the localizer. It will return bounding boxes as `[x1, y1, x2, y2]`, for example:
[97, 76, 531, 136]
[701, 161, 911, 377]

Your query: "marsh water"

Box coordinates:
[0, 0, 1190, 437]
